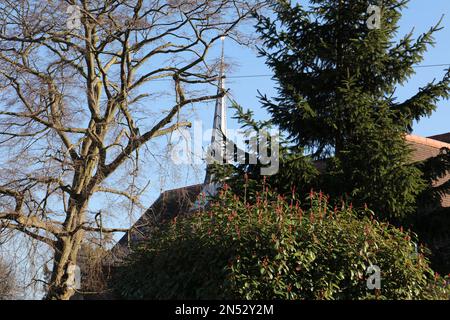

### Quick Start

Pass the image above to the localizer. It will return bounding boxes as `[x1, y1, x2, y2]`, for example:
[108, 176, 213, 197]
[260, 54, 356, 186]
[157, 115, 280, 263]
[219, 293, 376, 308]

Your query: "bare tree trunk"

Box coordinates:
[45, 196, 87, 299]
[46, 239, 79, 300]
[46, 154, 96, 299]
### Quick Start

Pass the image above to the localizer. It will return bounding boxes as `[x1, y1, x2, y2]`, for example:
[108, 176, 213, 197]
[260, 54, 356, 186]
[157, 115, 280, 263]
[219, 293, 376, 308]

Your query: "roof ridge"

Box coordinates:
[406, 134, 450, 150]
[427, 132, 450, 142]
[161, 183, 203, 195]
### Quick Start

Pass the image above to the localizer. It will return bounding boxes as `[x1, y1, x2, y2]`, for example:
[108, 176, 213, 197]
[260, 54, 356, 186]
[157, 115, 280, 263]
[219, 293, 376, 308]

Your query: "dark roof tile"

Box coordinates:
[111, 184, 203, 259]
[428, 132, 450, 144]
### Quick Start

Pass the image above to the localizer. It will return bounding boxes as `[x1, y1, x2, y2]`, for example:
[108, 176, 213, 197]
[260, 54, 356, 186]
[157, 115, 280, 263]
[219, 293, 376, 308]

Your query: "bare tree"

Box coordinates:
[0, 0, 264, 299]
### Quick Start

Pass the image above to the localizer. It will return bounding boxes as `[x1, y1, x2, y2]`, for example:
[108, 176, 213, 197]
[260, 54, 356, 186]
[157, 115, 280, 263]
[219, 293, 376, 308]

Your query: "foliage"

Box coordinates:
[113, 186, 449, 300]
[253, 0, 450, 219]
[408, 148, 450, 273]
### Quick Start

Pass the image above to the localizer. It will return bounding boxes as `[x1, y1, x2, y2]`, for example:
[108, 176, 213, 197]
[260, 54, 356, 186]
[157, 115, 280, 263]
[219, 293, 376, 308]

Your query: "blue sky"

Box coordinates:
[392, 0, 450, 136]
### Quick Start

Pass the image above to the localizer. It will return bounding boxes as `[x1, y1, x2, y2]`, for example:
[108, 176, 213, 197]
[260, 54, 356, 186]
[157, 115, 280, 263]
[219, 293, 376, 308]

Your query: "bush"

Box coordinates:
[113, 185, 449, 300]
[0, 258, 16, 300]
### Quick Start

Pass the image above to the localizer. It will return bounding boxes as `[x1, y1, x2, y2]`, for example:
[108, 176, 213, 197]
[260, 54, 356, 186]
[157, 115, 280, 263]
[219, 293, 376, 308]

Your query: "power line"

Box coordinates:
[412, 63, 450, 69]
[148, 63, 450, 82]
[225, 63, 450, 79]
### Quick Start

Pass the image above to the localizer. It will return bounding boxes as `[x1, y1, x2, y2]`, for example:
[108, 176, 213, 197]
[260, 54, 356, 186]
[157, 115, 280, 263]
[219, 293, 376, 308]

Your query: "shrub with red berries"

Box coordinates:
[114, 184, 450, 300]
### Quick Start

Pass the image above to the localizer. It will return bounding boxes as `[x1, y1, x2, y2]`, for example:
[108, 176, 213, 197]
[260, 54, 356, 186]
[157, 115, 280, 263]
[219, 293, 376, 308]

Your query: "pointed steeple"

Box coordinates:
[211, 36, 227, 147]
[205, 37, 227, 184]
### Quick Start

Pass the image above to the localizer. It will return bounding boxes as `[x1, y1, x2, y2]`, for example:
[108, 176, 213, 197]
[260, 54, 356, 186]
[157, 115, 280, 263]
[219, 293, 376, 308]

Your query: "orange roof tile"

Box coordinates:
[406, 134, 450, 150]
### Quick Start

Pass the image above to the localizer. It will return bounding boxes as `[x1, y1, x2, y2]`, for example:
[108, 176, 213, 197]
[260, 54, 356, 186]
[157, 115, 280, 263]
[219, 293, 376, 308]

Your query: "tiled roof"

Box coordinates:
[406, 134, 450, 208]
[406, 134, 450, 156]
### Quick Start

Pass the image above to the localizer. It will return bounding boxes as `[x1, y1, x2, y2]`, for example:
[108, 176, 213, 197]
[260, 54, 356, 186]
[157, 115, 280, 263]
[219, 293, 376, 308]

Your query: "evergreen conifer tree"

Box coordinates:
[255, 0, 450, 219]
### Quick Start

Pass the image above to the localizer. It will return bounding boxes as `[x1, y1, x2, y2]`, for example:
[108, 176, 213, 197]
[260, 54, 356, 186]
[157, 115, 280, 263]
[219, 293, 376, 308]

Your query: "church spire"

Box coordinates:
[212, 36, 227, 145]
[205, 37, 227, 184]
